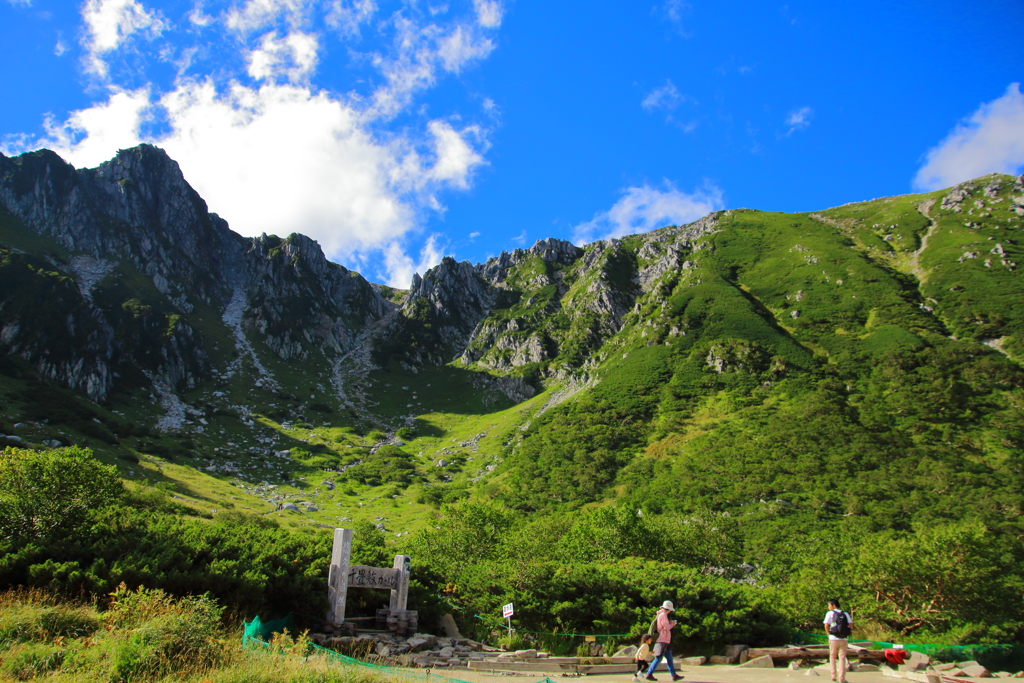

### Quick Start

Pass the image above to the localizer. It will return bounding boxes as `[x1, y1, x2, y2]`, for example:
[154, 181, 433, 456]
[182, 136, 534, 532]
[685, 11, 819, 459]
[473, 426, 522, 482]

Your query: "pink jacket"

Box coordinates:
[656, 609, 674, 644]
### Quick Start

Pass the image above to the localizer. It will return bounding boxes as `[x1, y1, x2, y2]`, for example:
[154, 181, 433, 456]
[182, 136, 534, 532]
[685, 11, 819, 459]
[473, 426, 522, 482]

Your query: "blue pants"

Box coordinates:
[646, 646, 676, 677]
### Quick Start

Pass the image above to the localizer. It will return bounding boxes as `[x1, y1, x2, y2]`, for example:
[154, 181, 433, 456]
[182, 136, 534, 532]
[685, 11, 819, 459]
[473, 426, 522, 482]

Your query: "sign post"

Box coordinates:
[327, 528, 353, 623]
[502, 602, 514, 636]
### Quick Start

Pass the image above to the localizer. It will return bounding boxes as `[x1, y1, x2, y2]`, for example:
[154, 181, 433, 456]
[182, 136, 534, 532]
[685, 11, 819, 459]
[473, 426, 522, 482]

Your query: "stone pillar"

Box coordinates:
[327, 528, 353, 623]
[389, 554, 411, 613]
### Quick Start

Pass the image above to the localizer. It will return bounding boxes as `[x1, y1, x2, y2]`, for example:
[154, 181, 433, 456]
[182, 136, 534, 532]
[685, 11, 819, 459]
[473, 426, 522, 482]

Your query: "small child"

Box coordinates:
[632, 634, 655, 682]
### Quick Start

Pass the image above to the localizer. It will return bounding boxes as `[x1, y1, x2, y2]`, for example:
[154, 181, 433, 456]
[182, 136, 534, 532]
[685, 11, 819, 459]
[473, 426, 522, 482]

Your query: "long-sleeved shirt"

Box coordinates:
[655, 609, 674, 644]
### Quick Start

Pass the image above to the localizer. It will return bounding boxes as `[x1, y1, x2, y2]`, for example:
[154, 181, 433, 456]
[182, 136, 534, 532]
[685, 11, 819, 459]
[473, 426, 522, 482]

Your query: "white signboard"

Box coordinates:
[348, 565, 401, 589]
[502, 602, 514, 618]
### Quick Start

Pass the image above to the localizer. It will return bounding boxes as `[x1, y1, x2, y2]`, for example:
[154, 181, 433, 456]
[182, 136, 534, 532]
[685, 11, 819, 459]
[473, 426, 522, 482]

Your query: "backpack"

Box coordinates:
[647, 615, 659, 636]
[829, 610, 851, 638]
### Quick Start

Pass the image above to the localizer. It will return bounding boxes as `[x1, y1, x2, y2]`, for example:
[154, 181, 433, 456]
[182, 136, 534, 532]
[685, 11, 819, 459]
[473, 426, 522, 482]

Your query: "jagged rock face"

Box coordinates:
[0, 248, 116, 400]
[0, 146, 244, 304]
[244, 234, 393, 360]
[0, 143, 723, 408]
[399, 218, 721, 379]
[0, 145, 390, 401]
[407, 257, 496, 347]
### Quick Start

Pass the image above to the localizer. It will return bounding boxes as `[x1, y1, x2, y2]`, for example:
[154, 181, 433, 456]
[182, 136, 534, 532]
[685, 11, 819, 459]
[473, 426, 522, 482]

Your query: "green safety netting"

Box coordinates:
[795, 632, 1024, 672]
[243, 615, 564, 683]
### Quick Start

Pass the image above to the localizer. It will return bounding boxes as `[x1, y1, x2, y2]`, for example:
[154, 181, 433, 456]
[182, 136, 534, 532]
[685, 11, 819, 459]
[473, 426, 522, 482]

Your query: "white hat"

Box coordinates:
[661, 600, 675, 611]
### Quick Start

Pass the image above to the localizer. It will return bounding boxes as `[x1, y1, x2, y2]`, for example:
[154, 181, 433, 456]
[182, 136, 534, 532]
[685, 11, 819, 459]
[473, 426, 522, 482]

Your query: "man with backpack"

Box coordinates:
[823, 598, 853, 683]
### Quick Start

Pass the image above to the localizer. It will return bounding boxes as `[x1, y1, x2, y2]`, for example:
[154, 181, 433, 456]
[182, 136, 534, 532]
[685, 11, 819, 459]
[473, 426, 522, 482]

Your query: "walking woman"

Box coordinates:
[645, 601, 683, 681]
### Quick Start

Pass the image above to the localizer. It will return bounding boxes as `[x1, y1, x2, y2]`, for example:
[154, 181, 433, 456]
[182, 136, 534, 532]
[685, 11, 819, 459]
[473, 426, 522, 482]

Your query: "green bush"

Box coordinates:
[0, 446, 125, 540]
[343, 445, 416, 487]
[105, 583, 224, 681]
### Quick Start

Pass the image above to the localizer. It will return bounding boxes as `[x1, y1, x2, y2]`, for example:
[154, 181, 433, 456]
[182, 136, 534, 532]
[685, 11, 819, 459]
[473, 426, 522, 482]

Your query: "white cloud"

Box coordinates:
[54, 37, 70, 56]
[247, 30, 319, 83]
[642, 80, 683, 112]
[468, 231, 480, 240]
[573, 181, 724, 244]
[81, 0, 167, 77]
[226, 0, 308, 33]
[785, 106, 812, 134]
[473, 0, 502, 28]
[424, 120, 484, 187]
[368, 16, 495, 119]
[655, 0, 691, 36]
[7, 0, 32, 7]
[384, 234, 446, 288]
[914, 83, 1024, 191]
[188, 2, 214, 27]
[326, 0, 376, 37]
[39, 87, 151, 162]
[511, 230, 526, 245]
[437, 25, 494, 73]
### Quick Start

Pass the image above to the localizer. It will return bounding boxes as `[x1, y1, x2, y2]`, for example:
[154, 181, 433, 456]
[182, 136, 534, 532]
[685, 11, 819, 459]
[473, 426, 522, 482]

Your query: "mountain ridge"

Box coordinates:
[1, 144, 1023, 548]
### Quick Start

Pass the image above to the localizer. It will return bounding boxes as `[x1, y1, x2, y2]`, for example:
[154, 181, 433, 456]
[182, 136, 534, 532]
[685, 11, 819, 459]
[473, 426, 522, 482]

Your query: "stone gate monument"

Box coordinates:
[326, 528, 417, 634]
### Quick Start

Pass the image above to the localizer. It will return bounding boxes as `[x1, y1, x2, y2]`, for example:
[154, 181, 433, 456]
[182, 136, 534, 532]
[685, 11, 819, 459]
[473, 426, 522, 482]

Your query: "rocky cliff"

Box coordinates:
[0, 146, 391, 402]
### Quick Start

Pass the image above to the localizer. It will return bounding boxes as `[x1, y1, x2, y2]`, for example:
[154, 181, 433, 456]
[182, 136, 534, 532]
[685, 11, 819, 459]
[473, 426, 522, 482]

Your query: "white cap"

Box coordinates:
[661, 600, 675, 611]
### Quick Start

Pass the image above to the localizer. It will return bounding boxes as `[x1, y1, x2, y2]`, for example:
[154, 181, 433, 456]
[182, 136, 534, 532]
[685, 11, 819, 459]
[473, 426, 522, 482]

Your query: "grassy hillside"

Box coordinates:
[2, 174, 1023, 646]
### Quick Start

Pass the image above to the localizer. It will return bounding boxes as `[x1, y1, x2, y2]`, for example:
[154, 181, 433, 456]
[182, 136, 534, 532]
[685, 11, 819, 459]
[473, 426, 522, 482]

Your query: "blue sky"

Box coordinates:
[2, 0, 1023, 286]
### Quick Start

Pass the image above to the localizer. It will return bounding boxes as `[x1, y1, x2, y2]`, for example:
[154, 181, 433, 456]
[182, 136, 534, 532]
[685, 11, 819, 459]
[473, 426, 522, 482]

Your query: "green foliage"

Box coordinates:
[850, 523, 1023, 640]
[102, 583, 224, 681]
[762, 521, 1024, 644]
[404, 500, 789, 650]
[0, 642, 65, 680]
[0, 446, 125, 541]
[0, 466, 334, 616]
[342, 445, 416, 488]
[0, 592, 101, 648]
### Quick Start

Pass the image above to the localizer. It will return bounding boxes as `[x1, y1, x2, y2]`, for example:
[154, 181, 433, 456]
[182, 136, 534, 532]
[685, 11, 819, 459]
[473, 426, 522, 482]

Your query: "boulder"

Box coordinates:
[709, 655, 736, 665]
[961, 664, 992, 678]
[935, 662, 959, 671]
[725, 645, 749, 660]
[908, 651, 931, 669]
[739, 654, 773, 668]
[805, 669, 820, 677]
[789, 661, 802, 670]
[515, 649, 539, 659]
[406, 635, 437, 652]
[679, 657, 706, 666]
[439, 647, 455, 658]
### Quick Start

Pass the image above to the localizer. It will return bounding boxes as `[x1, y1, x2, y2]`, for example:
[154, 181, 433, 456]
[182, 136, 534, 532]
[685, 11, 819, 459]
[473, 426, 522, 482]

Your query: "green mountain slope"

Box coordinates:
[2, 148, 1023, 644]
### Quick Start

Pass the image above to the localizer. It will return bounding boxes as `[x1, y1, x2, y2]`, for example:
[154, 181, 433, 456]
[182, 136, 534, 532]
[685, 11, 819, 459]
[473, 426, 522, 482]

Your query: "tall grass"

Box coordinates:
[0, 587, 396, 683]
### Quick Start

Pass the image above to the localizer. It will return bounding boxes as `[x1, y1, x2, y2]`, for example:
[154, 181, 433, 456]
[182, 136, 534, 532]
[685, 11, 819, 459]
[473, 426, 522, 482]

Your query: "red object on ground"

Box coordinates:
[883, 649, 908, 665]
